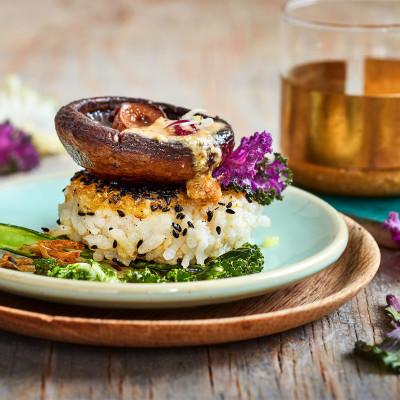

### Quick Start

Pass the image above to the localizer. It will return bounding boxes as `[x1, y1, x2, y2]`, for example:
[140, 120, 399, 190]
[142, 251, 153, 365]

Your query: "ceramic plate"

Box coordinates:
[0, 173, 348, 309]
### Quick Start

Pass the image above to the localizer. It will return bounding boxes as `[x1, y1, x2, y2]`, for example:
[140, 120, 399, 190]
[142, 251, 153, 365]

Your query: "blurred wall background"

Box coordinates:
[0, 0, 283, 142]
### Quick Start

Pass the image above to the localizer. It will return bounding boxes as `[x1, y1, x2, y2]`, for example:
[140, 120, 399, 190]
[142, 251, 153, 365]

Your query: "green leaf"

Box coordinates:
[386, 305, 400, 324]
[34, 258, 120, 283]
[124, 268, 165, 283]
[165, 269, 197, 282]
[33, 257, 59, 275]
[128, 243, 264, 282]
[355, 340, 400, 373]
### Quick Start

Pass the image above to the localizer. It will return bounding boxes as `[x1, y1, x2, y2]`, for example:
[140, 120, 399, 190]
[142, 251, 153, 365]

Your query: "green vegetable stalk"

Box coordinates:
[0, 223, 54, 256]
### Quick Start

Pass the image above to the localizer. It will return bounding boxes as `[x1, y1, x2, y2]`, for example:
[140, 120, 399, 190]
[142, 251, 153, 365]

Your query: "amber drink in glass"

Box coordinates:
[281, 0, 400, 196]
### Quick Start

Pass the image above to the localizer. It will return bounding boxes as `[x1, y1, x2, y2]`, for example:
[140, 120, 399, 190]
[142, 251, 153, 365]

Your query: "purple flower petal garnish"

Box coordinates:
[0, 122, 40, 174]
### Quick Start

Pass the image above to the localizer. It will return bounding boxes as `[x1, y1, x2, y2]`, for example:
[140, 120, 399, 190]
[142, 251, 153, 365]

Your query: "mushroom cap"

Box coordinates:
[55, 97, 235, 184]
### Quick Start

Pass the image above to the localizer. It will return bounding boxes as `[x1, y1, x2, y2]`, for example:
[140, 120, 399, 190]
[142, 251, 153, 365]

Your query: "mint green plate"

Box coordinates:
[0, 173, 348, 309]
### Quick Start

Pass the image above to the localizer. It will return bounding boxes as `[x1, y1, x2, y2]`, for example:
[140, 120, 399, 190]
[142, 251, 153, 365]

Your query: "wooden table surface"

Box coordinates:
[1, 1, 400, 399]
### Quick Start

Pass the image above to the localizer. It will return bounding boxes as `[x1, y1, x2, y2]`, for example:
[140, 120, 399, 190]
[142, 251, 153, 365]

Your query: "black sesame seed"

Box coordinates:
[226, 209, 235, 214]
[172, 229, 179, 238]
[207, 210, 213, 222]
[56, 219, 61, 225]
[8, 256, 16, 265]
[112, 258, 126, 268]
[226, 202, 232, 208]
[87, 212, 95, 216]
[137, 253, 146, 257]
[41, 227, 50, 232]
[165, 196, 171, 205]
[113, 240, 118, 248]
[216, 226, 221, 235]
[109, 227, 113, 231]
[175, 204, 183, 212]
[218, 202, 225, 206]
[177, 213, 185, 220]
[182, 228, 187, 236]
[117, 210, 125, 217]
[187, 221, 194, 228]
[62, 187, 66, 192]
[245, 194, 253, 203]
[162, 207, 170, 212]
[172, 222, 182, 232]
[137, 239, 143, 248]
[151, 205, 158, 212]
[91, 245, 98, 249]
[78, 212, 86, 216]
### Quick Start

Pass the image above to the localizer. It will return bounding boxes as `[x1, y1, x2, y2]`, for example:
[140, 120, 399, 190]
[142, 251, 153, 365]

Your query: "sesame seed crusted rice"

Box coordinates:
[51, 171, 271, 267]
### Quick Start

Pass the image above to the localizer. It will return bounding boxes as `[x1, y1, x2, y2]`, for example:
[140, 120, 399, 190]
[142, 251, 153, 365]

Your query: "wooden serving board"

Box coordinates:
[0, 216, 380, 347]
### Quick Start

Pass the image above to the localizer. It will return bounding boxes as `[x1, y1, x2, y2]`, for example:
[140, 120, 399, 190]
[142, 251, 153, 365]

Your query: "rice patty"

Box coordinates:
[54, 171, 270, 267]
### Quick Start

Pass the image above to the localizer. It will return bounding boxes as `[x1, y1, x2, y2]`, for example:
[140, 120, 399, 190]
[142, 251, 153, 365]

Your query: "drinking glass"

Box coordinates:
[280, 0, 400, 196]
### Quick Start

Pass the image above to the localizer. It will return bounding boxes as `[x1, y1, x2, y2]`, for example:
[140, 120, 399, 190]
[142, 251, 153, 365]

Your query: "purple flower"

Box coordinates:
[383, 212, 400, 244]
[0, 122, 40, 174]
[213, 131, 292, 204]
[252, 153, 292, 197]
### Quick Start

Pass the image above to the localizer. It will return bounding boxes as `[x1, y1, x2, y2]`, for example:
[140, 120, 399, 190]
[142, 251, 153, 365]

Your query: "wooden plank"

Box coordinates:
[0, 269, 399, 400]
[0, 331, 51, 400]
